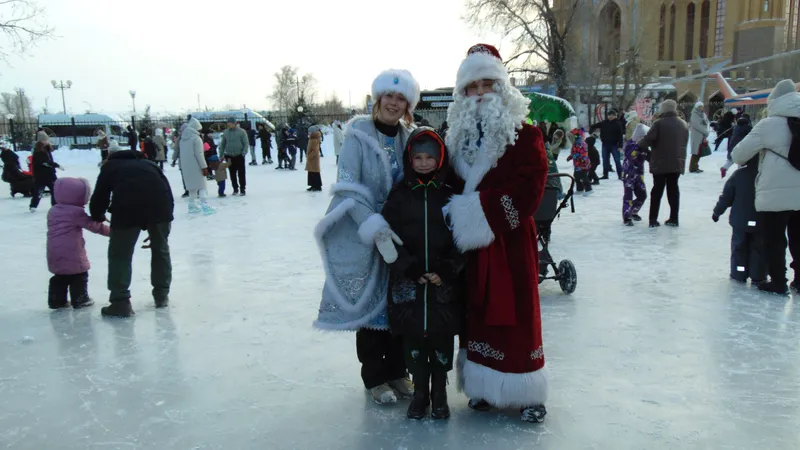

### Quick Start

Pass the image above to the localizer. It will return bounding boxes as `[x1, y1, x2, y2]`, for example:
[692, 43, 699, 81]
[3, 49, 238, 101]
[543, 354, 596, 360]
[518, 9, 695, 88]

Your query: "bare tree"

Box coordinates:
[316, 93, 346, 116]
[465, 0, 584, 98]
[268, 66, 318, 113]
[0, 90, 33, 119]
[0, 0, 53, 62]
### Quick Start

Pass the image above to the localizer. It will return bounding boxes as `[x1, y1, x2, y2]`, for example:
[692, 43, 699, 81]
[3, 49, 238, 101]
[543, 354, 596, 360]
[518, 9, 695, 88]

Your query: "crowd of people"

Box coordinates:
[1, 40, 799, 426]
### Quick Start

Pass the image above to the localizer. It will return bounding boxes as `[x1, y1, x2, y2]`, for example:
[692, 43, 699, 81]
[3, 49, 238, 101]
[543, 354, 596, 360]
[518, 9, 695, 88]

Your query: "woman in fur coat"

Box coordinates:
[689, 102, 710, 173]
[313, 69, 421, 406]
[305, 130, 322, 191]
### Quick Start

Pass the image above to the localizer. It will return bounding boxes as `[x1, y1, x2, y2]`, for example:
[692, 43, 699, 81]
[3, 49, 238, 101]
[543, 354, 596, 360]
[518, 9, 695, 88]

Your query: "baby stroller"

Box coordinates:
[1, 147, 34, 198]
[534, 173, 577, 294]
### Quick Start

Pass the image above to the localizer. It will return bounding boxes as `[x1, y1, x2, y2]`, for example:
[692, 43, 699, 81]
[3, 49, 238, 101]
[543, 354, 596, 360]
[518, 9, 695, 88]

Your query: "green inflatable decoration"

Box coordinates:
[527, 92, 575, 124]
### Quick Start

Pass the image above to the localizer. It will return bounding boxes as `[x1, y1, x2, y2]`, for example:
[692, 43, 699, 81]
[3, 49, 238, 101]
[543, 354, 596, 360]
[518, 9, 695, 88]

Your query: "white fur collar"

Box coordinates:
[343, 115, 410, 193]
[452, 147, 499, 193]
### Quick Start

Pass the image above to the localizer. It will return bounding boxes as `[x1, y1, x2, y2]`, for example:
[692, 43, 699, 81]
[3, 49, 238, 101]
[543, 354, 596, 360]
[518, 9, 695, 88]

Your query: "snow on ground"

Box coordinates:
[1, 138, 799, 449]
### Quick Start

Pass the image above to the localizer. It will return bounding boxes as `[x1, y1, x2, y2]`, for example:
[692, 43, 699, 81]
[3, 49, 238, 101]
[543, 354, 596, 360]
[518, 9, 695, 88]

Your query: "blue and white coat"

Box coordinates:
[313, 115, 410, 331]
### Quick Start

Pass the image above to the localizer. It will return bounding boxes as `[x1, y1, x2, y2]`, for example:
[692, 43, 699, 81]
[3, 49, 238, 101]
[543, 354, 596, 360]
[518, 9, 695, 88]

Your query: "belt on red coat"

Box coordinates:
[471, 236, 517, 327]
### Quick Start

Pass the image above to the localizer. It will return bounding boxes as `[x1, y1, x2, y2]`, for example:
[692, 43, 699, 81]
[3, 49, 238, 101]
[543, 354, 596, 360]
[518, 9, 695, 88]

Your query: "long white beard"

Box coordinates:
[445, 85, 530, 167]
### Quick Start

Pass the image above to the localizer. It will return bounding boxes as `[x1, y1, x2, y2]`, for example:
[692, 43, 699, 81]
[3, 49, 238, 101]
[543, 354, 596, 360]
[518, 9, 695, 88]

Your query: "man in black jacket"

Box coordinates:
[247, 124, 258, 166]
[126, 126, 138, 152]
[590, 110, 625, 179]
[29, 132, 60, 211]
[90, 150, 174, 318]
[258, 123, 273, 164]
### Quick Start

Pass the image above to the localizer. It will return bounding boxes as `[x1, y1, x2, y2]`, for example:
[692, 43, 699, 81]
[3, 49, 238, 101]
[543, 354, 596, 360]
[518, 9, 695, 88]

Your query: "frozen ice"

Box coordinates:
[1, 136, 799, 449]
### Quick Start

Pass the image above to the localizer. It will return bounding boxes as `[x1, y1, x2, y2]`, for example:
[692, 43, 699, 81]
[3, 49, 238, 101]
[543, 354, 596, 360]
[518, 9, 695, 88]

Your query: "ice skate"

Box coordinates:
[218, 193, 226, 198]
[101, 301, 134, 318]
[367, 384, 397, 405]
[520, 404, 547, 423]
[665, 219, 679, 227]
[582, 190, 594, 197]
[430, 373, 450, 420]
[758, 280, 790, 296]
[188, 202, 201, 214]
[388, 377, 414, 399]
[181, 191, 189, 198]
[71, 295, 94, 309]
[201, 202, 216, 216]
[624, 219, 634, 226]
[649, 221, 660, 228]
[267, 159, 274, 164]
[29, 207, 36, 213]
[468, 398, 492, 412]
[631, 214, 642, 222]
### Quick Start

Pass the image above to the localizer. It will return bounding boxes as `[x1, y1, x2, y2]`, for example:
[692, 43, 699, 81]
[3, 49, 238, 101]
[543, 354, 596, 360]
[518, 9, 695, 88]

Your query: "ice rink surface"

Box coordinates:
[1, 141, 798, 449]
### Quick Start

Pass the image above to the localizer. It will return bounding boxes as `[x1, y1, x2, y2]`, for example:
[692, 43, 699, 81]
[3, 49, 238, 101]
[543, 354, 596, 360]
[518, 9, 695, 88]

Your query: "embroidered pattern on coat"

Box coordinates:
[338, 168, 354, 182]
[468, 340, 505, 360]
[530, 346, 544, 361]
[500, 195, 520, 230]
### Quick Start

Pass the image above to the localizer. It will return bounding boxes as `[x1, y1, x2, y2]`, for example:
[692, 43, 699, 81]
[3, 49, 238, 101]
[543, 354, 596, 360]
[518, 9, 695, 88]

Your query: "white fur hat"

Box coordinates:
[371, 69, 420, 112]
[768, 79, 797, 103]
[455, 44, 509, 94]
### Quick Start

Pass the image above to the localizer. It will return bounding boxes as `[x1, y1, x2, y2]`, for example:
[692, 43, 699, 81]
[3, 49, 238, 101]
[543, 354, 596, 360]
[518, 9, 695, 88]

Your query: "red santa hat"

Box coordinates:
[371, 69, 421, 112]
[455, 44, 510, 94]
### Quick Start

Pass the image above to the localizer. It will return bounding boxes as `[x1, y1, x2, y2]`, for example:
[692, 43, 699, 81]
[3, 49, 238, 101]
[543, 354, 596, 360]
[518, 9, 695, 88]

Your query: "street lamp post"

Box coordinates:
[51, 80, 73, 114]
[129, 90, 137, 115]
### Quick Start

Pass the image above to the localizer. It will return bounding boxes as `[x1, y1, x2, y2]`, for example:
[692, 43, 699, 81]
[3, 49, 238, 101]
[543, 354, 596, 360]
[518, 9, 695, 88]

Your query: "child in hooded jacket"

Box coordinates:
[585, 135, 601, 185]
[622, 124, 651, 225]
[713, 155, 767, 284]
[720, 114, 753, 178]
[47, 177, 110, 309]
[566, 129, 593, 195]
[381, 127, 464, 422]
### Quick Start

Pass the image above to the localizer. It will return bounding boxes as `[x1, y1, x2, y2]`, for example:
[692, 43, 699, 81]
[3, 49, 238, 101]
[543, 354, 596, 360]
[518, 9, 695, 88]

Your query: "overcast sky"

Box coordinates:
[1, 0, 504, 116]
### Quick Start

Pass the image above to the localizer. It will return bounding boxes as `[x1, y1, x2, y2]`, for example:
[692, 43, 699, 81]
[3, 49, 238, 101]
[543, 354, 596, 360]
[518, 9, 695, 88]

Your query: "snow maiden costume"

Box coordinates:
[445, 44, 550, 423]
[313, 69, 421, 404]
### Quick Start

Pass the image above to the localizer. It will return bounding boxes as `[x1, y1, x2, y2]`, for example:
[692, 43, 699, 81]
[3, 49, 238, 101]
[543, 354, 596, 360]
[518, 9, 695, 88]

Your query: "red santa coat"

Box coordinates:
[447, 123, 549, 408]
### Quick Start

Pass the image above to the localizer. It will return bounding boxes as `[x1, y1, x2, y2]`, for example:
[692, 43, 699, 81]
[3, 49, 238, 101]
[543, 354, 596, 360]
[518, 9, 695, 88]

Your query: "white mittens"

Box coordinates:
[375, 229, 403, 264]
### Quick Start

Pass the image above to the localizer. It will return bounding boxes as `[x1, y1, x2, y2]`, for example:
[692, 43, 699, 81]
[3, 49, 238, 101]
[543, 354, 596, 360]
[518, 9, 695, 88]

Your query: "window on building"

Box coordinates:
[699, 0, 711, 58]
[764, 0, 769, 13]
[686, 3, 696, 59]
[669, 4, 676, 60]
[786, 0, 800, 50]
[714, 0, 726, 57]
[659, 4, 667, 60]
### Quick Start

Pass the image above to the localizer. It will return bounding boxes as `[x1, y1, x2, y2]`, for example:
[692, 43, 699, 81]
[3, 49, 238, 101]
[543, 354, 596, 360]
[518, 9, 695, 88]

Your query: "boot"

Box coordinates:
[101, 301, 135, 318]
[631, 214, 642, 222]
[430, 372, 450, 420]
[367, 383, 397, 405]
[649, 221, 661, 228]
[758, 280, 790, 296]
[155, 296, 169, 308]
[665, 219, 679, 227]
[388, 376, 414, 399]
[468, 398, 492, 412]
[201, 201, 216, 216]
[69, 275, 94, 309]
[48, 277, 69, 309]
[520, 404, 547, 423]
[407, 371, 430, 420]
[188, 199, 201, 214]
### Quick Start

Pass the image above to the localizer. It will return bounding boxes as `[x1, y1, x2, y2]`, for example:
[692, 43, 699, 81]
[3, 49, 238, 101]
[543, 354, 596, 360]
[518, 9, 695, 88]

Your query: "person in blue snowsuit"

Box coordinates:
[622, 124, 651, 225]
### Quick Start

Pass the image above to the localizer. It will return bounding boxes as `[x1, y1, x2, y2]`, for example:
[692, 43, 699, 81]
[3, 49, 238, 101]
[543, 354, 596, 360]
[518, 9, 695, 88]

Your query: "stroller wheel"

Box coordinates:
[557, 260, 577, 294]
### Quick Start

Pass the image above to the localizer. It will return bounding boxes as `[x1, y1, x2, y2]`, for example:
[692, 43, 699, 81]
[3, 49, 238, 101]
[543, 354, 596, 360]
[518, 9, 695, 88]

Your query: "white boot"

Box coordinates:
[201, 200, 216, 216]
[188, 198, 201, 213]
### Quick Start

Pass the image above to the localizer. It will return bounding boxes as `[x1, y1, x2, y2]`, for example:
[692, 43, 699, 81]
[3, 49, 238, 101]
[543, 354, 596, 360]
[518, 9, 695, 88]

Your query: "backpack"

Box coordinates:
[785, 117, 800, 170]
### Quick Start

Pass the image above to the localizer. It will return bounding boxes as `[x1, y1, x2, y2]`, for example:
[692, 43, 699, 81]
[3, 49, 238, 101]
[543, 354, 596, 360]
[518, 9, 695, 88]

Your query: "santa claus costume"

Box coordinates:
[445, 44, 550, 423]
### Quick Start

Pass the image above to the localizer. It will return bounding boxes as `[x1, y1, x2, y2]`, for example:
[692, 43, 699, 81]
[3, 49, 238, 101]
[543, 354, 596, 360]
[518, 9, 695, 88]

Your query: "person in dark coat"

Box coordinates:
[590, 110, 625, 179]
[381, 127, 464, 421]
[141, 131, 157, 162]
[258, 123, 273, 165]
[714, 110, 736, 152]
[126, 126, 138, 152]
[30, 131, 60, 211]
[275, 126, 289, 169]
[296, 124, 309, 164]
[89, 150, 174, 318]
[283, 128, 299, 170]
[637, 99, 690, 227]
[1, 145, 34, 197]
[713, 155, 766, 284]
[247, 124, 258, 166]
[721, 115, 753, 178]
[585, 135, 601, 185]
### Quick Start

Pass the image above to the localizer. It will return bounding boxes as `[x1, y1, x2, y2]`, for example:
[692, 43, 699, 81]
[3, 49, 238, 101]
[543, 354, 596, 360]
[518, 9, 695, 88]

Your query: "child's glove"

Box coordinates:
[375, 229, 403, 264]
[712, 215, 719, 223]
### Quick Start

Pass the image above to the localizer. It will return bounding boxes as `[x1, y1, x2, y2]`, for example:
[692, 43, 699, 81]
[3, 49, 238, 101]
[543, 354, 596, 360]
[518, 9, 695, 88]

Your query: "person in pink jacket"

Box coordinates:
[47, 177, 110, 309]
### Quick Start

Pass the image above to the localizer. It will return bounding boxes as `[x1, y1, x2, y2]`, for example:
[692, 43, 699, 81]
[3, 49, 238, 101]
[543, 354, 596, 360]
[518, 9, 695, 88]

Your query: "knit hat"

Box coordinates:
[226, 116, 237, 124]
[659, 99, 678, 114]
[768, 79, 797, 103]
[406, 127, 444, 167]
[372, 69, 420, 112]
[695, 101, 704, 109]
[455, 44, 509, 95]
[37, 131, 49, 142]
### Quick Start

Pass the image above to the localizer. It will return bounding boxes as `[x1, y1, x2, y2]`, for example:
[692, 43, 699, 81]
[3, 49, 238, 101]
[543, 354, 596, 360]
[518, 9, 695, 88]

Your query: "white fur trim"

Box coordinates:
[456, 53, 508, 94]
[313, 199, 381, 315]
[447, 192, 495, 252]
[456, 348, 467, 392]
[372, 69, 421, 112]
[357, 213, 389, 246]
[329, 181, 375, 206]
[343, 118, 395, 195]
[461, 359, 548, 408]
